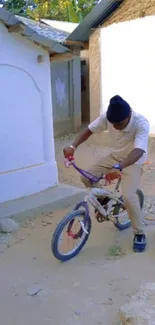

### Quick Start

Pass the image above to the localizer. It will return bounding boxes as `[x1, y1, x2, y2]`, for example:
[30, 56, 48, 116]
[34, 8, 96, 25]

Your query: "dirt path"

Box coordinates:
[1, 135, 155, 325]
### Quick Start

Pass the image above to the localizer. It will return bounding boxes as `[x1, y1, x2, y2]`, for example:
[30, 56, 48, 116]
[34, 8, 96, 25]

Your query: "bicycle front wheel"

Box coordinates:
[51, 210, 91, 262]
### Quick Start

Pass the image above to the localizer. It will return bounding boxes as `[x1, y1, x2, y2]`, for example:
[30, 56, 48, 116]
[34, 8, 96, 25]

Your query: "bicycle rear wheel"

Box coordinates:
[51, 210, 91, 262]
[113, 189, 144, 231]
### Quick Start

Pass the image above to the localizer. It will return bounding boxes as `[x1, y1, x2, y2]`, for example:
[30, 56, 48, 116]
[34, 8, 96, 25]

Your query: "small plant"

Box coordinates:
[108, 245, 122, 257]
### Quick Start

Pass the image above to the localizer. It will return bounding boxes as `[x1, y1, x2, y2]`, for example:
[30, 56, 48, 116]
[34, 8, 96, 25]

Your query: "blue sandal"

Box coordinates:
[133, 234, 146, 252]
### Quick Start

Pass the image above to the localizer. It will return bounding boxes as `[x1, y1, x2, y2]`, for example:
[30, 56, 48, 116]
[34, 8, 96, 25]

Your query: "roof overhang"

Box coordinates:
[67, 0, 124, 42]
[0, 8, 71, 55]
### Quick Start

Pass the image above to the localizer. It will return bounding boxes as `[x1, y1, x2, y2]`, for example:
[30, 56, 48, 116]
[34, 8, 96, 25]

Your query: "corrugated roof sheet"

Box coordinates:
[41, 19, 79, 34]
[0, 8, 70, 54]
[67, 0, 124, 42]
[17, 16, 70, 42]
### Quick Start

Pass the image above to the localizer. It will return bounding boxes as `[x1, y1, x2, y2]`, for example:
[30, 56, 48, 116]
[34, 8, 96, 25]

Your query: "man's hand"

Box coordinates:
[63, 128, 93, 158]
[63, 146, 75, 158]
[105, 171, 121, 184]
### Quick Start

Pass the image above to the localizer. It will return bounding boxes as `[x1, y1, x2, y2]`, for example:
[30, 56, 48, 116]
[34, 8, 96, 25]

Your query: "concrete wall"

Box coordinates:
[51, 57, 81, 137]
[0, 22, 58, 204]
[100, 16, 155, 133]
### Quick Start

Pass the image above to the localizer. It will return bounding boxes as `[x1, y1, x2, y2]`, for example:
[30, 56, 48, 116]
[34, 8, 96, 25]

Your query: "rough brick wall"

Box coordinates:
[89, 28, 101, 122]
[103, 0, 155, 27]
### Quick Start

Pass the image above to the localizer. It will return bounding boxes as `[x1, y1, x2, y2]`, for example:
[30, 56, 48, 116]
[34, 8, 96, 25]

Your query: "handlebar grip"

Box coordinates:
[68, 155, 74, 161]
[64, 156, 74, 168]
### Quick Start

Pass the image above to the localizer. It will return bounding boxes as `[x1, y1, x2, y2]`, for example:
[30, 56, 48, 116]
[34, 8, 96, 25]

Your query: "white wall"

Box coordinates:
[0, 23, 58, 203]
[100, 16, 155, 133]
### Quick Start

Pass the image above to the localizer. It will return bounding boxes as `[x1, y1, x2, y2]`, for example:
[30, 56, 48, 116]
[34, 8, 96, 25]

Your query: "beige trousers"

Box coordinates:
[81, 154, 144, 234]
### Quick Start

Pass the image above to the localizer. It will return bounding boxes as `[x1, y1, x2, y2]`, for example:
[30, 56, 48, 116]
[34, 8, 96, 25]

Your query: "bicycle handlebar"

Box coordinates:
[64, 156, 75, 168]
[64, 156, 104, 184]
[64, 156, 121, 185]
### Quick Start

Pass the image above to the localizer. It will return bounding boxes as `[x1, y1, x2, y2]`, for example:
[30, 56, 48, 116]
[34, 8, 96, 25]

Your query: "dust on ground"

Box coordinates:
[1, 135, 155, 325]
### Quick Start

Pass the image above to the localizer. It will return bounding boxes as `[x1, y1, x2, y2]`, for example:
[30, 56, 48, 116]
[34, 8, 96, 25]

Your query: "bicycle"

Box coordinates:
[51, 156, 144, 262]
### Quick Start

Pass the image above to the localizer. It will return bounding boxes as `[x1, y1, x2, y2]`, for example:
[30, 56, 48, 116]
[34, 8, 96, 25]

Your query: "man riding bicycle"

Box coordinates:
[63, 95, 150, 252]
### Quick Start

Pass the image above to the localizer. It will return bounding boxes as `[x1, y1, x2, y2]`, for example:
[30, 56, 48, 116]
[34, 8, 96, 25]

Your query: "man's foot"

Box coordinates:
[133, 234, 146, 252]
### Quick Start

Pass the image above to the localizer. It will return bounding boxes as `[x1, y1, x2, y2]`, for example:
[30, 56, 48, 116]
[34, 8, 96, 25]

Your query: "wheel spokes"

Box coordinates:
[58, 216, 88, 256]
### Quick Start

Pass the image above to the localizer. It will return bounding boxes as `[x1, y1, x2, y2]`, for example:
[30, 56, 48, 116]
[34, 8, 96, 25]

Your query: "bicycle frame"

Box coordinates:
[65, 157, 125, 232]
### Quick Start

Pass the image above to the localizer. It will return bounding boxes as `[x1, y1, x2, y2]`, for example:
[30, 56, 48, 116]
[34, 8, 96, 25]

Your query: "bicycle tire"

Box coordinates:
[114, 189, 144, 231]
[51, 210, 91, 262]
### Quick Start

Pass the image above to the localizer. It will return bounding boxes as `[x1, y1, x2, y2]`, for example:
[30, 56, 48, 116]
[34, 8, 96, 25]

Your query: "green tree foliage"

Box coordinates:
[4, 0, 28, 15]
[4, 0, 99, 22]
[27, 0, 69, 21]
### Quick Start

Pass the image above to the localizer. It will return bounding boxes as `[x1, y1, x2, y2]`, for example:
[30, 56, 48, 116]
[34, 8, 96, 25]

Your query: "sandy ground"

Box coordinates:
[1, 135, 155, 325]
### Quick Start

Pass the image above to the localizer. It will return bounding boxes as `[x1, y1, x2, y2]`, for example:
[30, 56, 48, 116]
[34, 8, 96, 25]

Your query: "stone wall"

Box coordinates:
[103, 0, 155, 27]
[81, 50, 90, 124]
[89, 0, 155, 126]
[89, 28, 101, 122]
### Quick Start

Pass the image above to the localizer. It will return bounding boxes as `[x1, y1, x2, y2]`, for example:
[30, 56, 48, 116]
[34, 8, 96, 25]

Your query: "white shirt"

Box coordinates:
[88, 111, 150, 165]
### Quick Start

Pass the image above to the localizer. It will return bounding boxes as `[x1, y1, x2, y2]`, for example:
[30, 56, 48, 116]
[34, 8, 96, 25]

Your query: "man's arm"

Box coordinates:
[119, 148, 145, 170]
[72, 128, 92, 149]
[118, 121, 150, 170]
[63, 128, 92, 158]
[73, 113, 108, 148]
[63, 113, 107, 157]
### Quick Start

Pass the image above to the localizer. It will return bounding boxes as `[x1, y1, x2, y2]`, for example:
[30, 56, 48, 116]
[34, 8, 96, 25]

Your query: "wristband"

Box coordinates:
[113, 163, 122, 171]
[69, 145, 76, 151]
